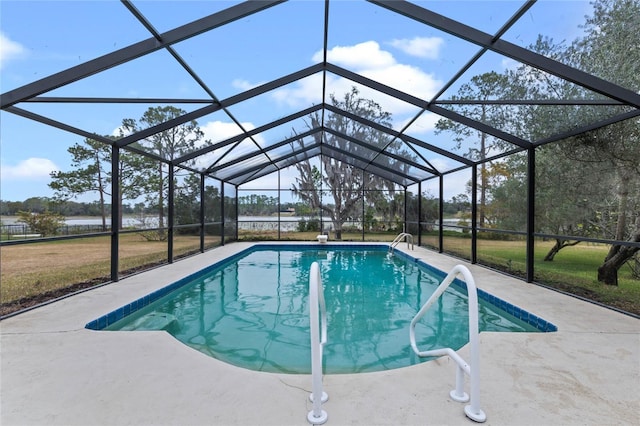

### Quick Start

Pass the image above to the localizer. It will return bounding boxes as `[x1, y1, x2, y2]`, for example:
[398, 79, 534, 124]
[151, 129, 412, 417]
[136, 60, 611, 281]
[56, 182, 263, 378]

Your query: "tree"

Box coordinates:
[434, 72, 515, 227]
[50, 138, 111, 230]
[16, 210, 64, 237]
[121, 106, 204, 237]
[566, 0, 640, 284]
[291, 87, 410, 239]
[49, 136, 152, 230]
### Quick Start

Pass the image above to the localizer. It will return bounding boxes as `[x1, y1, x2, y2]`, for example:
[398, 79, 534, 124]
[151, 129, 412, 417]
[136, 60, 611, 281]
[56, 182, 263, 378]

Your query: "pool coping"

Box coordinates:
[1, 241, 638, 426]
[85, 243, 557, 333]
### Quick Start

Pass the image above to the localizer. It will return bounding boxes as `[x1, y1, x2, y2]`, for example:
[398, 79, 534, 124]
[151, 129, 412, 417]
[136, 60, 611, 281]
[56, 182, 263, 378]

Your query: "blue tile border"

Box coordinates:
[85, 243, 557, 333]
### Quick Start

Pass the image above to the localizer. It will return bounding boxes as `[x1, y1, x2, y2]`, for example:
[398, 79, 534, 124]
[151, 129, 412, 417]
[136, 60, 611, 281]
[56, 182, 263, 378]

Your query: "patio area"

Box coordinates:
[1, 242, 638, 425]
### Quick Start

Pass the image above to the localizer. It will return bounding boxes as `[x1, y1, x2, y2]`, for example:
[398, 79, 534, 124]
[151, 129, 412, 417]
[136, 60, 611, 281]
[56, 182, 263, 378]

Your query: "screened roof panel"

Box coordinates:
[0, 1, 147, 91]
[327, 0, 483, 99]
[210, 152, 271, 180]
[323, 72, 426, 130]
[410, 0, 525, 35]
[370, 154, 435, 182]
[226, 163, 280, 186]
[41, 48, 212, 101]
[169, 1, 325, 101]
[275, 147, 323, 171]
[323, 131, 377, 162]
[321, 146, 414, 186]
[267, 134, 319, 160]
[11, 102, 174, 143]
[401, 139, 469, 174]
[209, 138, 263, 168]
[223, 74, 324, 130]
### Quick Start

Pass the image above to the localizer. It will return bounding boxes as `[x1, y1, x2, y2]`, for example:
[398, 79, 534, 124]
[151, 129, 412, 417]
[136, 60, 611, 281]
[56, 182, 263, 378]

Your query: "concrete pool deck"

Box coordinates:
[1, 242, 638, 425]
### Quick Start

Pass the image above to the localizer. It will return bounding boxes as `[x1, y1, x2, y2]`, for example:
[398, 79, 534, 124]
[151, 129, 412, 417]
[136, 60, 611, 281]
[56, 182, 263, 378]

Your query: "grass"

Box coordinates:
[439, 237, 639, 316]
[1, 231, 638, 317]
[0, 233, 220, 316]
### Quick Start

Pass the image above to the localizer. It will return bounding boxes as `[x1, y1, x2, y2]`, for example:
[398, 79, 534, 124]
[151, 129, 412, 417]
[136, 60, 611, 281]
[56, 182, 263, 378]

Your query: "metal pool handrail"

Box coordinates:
[307, 261, 328, 425]
[409, 264, 487, 423]
[389, 232, 414, 252]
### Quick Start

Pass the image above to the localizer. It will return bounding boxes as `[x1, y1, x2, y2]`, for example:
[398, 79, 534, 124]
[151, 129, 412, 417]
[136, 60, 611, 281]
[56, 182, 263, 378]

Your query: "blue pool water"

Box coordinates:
[88, 245, 556, 374]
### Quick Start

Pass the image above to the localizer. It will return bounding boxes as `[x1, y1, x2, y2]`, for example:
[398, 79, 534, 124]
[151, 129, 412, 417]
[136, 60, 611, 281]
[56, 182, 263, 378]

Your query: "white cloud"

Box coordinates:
[200, 120, 256, 143]
[1, 158, 59, 180]
[312, 41, 396, 69]
[388, 37, 444, 59]
[399, 111, 440, 135]
[0, 32, 27, 70]
[271, 73, 324, 108]
[193, 120, 266, 170]
[272, 41, 443, 126]
[232, 78, 264, 91]
[501, 58, 520, 71]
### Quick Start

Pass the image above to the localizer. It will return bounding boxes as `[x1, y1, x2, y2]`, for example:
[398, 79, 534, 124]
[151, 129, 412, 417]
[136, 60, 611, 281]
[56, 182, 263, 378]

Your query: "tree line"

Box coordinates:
[0, 197, 137, 217]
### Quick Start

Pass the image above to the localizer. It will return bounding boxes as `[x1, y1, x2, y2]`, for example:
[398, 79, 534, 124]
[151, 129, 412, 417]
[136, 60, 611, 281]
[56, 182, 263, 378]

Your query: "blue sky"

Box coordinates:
[0, 0, 593, 204]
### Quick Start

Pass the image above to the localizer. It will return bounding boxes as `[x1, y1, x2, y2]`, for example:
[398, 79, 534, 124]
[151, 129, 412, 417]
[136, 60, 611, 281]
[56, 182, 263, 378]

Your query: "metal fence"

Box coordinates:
[1, 224, 111, 239]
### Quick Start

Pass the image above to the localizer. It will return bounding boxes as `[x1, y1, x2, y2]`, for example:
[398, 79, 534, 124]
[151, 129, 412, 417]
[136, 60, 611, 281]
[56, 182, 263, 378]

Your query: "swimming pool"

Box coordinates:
[87, 244, 556, 374]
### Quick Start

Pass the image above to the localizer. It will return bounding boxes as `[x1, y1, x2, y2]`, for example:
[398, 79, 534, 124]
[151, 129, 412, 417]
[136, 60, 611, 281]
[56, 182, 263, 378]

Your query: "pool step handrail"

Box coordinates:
[308, 261, 328, 425]
[389, 232, 414, 252]
[409, 264, 486, 423]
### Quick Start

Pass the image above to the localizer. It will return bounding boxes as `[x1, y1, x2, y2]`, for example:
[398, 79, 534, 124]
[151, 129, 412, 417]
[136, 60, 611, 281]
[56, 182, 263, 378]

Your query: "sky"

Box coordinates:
[0, 0, 594, 204]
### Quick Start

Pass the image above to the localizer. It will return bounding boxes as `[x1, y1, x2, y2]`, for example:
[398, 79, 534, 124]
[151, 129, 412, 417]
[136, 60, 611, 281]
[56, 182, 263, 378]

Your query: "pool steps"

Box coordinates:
[389, 232, 414, 252]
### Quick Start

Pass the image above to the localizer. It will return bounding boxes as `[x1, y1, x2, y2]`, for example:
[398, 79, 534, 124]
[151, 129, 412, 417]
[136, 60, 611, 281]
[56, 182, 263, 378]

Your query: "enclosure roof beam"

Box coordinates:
[25, 97, 216, 104]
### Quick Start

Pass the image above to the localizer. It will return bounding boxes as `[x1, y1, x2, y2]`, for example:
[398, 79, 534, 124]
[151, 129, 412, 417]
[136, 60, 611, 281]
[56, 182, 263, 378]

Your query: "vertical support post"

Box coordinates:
[220, 183, 225, 246]
[200, 173, 205, 253]
[418, 181, 422, 246]
[278, 170, 281, 241]
[110, 145, 120, 282]
[526, 147, 535, 282]
[438, 175, 444, 253]
[403, 186, 408, 235]
[471, 164, 478, 264]
[234, 184, 239, 242]
[168, 165, 174, 264]
[362, 173, 365, 241]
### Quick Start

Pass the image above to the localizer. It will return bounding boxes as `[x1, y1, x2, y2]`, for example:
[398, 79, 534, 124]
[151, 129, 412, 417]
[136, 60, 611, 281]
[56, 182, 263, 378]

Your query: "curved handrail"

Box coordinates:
[409, 264, 486, 423]
[308, 261, 328, 425]
[389, 232, 414, 252]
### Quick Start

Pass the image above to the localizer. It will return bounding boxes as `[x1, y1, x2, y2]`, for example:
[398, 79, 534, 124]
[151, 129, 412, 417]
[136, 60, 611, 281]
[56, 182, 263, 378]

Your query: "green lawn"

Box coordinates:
[447, 238, 639, 315]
